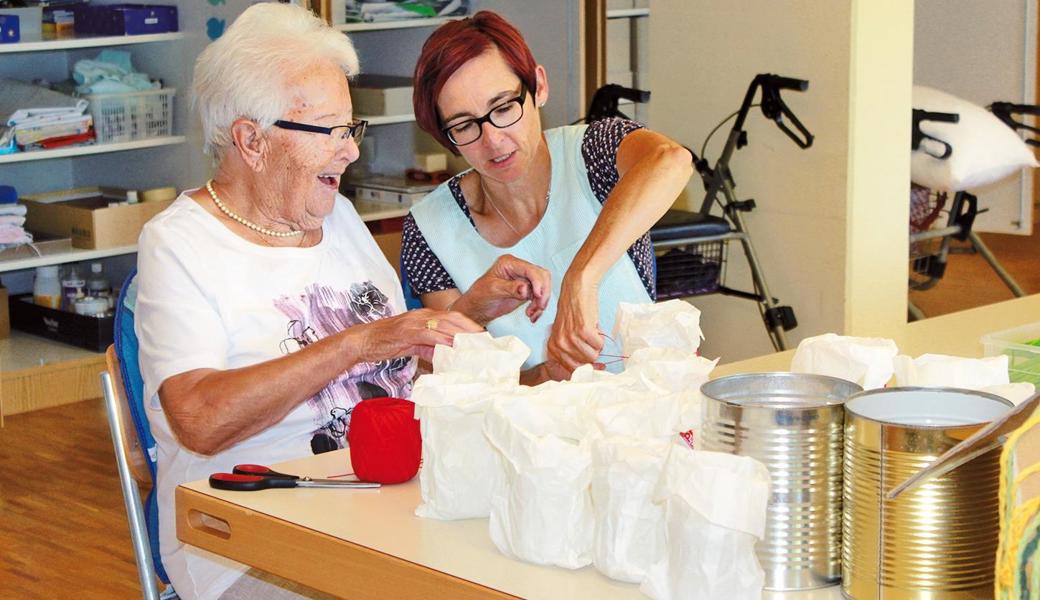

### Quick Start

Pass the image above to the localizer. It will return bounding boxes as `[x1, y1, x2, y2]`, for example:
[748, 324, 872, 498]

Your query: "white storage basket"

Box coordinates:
[85, 88, 175, 143]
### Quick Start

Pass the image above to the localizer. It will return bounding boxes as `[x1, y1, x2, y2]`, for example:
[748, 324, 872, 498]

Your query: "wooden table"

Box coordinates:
[178, 449, 841, 600]
[177, 294, 1040, 599]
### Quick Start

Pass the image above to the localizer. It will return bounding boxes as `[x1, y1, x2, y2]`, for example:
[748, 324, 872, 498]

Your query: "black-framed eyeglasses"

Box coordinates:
[441, 86, 527, 146]
[273, 118, 367, 145]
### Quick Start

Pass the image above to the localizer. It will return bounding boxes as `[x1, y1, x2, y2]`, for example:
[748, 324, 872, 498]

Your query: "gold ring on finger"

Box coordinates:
[425, 318, 438, 330]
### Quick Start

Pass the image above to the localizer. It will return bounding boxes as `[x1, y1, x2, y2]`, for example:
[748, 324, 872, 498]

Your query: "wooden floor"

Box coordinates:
[910, 209, 1040, 316]
[0, 398, 143, 599]
[0, 212, 1035, 599]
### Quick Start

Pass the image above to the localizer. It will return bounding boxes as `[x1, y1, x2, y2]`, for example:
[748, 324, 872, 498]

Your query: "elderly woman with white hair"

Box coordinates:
[133, 4, 503, 599]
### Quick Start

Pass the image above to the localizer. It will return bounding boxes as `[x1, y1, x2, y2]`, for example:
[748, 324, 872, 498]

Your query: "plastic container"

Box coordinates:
[33, 265, 61, 309]
[61, 265, 85, 311]
[73, 296, 109, 317]
[982, 322, 1040, 385]
[87, 262, 111, 296]
[85, 88, 175, 143]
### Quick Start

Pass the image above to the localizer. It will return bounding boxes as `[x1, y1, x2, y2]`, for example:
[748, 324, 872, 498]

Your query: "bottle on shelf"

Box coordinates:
[86, 262, 112, 307]
[33, 265, 62, 309]
[61, 264, 86, 311]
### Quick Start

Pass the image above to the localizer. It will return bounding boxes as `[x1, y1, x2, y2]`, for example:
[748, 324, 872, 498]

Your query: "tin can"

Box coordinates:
[700, 372, 863, 590]
[842, 387, 1012, 599]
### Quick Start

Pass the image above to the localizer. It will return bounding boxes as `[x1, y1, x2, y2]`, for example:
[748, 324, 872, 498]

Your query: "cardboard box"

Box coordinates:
[351, 74, 414, 116]
[9, 293, 112, 352]
[0, 286, 9, 339]
[22, 187, 174, 250]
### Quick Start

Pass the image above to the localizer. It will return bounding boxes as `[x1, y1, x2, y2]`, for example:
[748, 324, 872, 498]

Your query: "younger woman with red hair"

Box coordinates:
[402, 11, 693, 383]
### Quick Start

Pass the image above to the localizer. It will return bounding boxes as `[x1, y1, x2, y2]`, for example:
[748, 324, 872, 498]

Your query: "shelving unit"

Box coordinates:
[0, 31, 185, 53]
[0, 136, 185, 165]
[360, 113, 416, 126]
[606, 8, 650, 19]
[603, 3, 650, 123]
[0, 244, 138, 274]
[336, 17, 459, 33]
[0, 30, 190, 416]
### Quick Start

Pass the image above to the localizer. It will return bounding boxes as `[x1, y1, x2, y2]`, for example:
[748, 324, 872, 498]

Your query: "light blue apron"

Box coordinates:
[410, 125, 651, 370]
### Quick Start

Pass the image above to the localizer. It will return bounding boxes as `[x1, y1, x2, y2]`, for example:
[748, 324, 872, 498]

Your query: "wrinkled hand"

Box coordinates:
[546, 275, 603, 373]
[348, 308, 484, 364]
[453, 254, 551, 326]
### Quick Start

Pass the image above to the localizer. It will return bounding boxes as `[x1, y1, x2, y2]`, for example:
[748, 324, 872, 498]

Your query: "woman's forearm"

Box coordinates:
[567, 136, 693, 285]
[158, 329, 364, 455]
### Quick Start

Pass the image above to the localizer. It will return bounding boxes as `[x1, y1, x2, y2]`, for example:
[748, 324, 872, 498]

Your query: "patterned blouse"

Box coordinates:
[401, 117, 656, 299]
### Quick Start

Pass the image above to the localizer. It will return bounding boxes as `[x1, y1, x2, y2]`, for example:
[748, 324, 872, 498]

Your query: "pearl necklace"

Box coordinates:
[206, 180, 303, 238]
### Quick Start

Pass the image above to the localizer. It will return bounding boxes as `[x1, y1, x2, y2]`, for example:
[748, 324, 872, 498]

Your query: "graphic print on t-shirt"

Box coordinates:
[274, 281, 414, 450]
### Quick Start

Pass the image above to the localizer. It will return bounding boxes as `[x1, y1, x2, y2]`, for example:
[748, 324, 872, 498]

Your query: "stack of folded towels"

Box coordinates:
[0, 186, 31, 249]
[0, 79, 92, 152]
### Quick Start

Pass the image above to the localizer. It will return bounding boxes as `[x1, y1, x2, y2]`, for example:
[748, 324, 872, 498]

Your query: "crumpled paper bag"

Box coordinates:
[432, 331, 530, 383]
[591, 436, 672, 582]
[893, 353, 1008, 387]
[625, 347, 718, 435]
[571, 366, 682, 439]
[893, 353, 1035, 405]
[640, 449, 770, 600]
[614, 300, 704, 356]
[482, 382, 600, 569]
[412, 374, 514, 520]
[791, 333, 899, 389]
[979, 382, 1037, 406]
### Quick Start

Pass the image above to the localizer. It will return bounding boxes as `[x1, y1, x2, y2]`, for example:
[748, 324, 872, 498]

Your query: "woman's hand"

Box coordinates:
[451, 255, 551, 326]
[346, 308, 484, 363]
[546, 273, 604, 372]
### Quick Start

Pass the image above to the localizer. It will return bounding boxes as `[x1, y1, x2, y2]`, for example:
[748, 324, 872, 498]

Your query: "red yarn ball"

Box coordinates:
[348, 397, 421, 484]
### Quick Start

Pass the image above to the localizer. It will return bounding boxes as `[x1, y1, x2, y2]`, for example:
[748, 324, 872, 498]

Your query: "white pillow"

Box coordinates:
[911, 85, 1038, 192]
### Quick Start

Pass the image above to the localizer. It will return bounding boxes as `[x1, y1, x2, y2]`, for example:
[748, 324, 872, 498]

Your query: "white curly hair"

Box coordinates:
[192, 2, 360, 159]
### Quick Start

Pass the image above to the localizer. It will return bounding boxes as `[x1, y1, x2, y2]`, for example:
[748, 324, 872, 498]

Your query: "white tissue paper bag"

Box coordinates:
[791, 333, 899, 389]
[614, 300, 704, 356]
[432, 331, 530, 383]
[893, 353, 1036, 404]
[483, 382, 600, 569]
[640, 449, 770, 600]
[591, 437, 672, 583]
[625, 347, 718, 435]
[413, 374, 513, 520]
[893, 353, 1008, 388]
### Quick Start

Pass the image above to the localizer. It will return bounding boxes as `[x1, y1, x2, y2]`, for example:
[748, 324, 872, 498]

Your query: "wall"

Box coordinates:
[648, 0, 913, 361]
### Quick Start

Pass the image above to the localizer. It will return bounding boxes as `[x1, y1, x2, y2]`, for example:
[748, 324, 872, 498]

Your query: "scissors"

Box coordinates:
[208, 463, 380, 491]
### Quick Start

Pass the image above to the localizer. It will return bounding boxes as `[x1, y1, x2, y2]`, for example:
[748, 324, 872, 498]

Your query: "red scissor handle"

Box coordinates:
[232, 464, 298, 479]
[209, 473, 297, 491]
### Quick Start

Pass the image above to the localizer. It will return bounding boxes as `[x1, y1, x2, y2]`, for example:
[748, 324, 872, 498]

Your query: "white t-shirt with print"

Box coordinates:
[135, 191, 414, 600]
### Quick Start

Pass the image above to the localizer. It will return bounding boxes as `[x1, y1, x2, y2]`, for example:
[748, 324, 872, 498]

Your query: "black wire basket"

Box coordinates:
[655, 240, 727, 300]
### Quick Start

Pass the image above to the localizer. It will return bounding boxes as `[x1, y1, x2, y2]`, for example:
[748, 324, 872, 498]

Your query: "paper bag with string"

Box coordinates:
[640, 449, 770, 600]
[483, 379, 605, 568]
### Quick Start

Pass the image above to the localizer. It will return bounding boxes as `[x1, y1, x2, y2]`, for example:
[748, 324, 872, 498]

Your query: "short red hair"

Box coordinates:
[413, 11, 538, 153]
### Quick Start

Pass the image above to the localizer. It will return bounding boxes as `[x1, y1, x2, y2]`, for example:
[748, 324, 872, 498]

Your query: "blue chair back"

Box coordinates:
[113, 267, 170, 584]
[399, 254, 423, 310]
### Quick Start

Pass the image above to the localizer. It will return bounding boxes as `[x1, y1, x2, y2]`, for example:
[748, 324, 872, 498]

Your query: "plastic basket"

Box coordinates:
[654, 239, 726, 300]
[85, 88, 175, 143]
[982, 322, 1040, 385]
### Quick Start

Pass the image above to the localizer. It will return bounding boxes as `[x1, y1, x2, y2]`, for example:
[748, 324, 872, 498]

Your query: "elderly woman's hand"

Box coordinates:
[546, 273, 604, 373]
[348, 308, 484, 364]
[452, 255, 551, 327]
